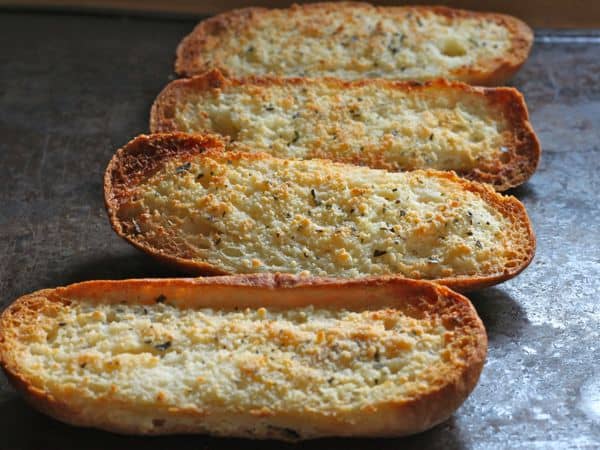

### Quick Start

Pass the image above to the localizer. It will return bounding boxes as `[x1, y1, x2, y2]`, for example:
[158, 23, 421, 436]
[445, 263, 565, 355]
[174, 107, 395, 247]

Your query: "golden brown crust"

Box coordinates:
[150, 70, 541, 191]
[104, 133, 535, 292]
[0, 274, 487, 438]
[433, 175, 536, 291]
[104, 133, 231, 276]
[175, 6, 266, 78]
[423, 5, 534, 85]
[175, 2, 533, 85]
[468, 87, 540, 190]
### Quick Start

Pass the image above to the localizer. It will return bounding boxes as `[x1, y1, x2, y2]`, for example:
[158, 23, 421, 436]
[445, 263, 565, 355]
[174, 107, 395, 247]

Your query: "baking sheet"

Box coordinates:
[0, 11, 599, 449]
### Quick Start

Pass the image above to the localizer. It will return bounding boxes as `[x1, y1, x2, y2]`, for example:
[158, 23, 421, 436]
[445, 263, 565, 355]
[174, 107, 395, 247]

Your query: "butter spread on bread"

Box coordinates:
[104, 133, 535, 291]
[176, 2, 533, 85]
[0, 275, 487, 439]
[152, 71, 540, 190]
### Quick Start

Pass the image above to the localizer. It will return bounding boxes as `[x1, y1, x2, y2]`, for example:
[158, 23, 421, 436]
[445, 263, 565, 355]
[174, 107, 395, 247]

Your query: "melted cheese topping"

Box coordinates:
[173, 81, 508, 172]
[123, 154, 518, 279]
[23, 302, 448, 415]
[191, 6, 511, 80]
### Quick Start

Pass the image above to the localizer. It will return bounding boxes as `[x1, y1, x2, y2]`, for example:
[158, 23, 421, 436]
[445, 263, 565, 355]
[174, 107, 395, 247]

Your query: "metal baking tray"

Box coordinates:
[0, 10, 598, 449]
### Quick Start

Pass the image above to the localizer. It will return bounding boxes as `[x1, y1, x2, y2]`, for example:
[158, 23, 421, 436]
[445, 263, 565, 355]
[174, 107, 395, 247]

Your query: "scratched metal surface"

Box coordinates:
[0, 12, 599, 450]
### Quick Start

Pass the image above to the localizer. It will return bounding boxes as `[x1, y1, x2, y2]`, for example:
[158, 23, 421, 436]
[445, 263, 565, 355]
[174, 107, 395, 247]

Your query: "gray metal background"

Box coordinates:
[0, 12, 598, 449]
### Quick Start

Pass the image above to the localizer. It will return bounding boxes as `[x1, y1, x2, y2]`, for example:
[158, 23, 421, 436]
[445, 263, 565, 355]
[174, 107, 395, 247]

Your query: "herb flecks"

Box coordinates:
[288, 130, 300, 146]
[131, 218, 142, 235]
[154, 341, 172, 351]
[310, 188, 321, 206]
[175, 162, 191, 174]
[349, 106, 361, 119]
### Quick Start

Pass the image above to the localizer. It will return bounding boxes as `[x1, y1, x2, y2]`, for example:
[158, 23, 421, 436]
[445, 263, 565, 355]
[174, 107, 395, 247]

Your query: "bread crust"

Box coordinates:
[150, 70, 541, 191]
[0, 274, 487, 439]
[175, 2, 533, 85]
[104, 133, 535, 292]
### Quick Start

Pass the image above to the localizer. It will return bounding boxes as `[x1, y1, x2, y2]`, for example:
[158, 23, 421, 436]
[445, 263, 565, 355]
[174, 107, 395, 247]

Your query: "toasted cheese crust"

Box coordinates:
[152, 71, 540, 190]
[104, 134, 535, 291]
[0, 275, 487, 439]
[176, 2, 533, 84]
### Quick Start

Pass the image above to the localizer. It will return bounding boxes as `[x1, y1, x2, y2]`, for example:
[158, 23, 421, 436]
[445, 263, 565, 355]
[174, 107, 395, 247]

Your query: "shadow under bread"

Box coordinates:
[0, 392, 465, 450]
[468, 287, 528, 342]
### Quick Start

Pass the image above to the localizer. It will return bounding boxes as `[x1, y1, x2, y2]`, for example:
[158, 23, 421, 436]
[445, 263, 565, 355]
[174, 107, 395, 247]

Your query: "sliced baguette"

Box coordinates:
[104, 133, 535, 291]
[176, 2, 533, 85]
[0, 274, 487, 439]
[151, 70, 540, 191]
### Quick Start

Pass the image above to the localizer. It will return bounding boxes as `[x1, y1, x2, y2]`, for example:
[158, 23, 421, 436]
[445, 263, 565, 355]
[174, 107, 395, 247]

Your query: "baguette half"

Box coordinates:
[0, 274, 487, 439]
[104, 133, 535, 291]
[151, 70, 540, 190]
[176, 2, 533, 85]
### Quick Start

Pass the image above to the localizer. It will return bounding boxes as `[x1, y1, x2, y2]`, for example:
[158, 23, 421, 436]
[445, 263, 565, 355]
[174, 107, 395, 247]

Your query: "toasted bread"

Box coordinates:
[151, 70, 540, 191]
[104, 133, 535, 291]
[0, 274, 487, 439]
[175, 2, 533, 85]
